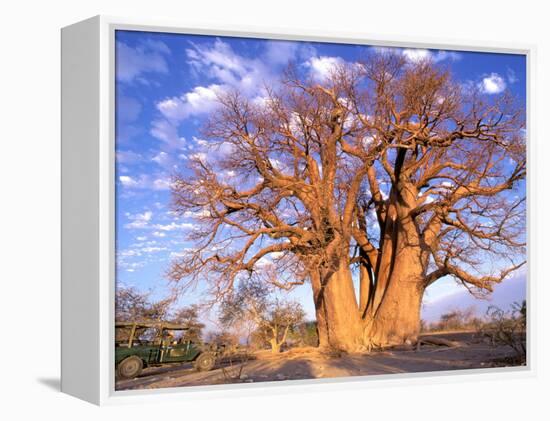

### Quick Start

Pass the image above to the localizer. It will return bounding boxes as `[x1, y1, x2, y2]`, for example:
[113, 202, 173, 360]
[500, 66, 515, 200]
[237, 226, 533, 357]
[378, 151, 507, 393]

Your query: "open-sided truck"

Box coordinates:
[115, 321, 221, 379]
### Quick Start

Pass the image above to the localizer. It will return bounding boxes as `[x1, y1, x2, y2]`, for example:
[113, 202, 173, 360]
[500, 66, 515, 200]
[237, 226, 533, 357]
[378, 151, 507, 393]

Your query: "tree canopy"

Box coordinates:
[167, 52, 526, 349]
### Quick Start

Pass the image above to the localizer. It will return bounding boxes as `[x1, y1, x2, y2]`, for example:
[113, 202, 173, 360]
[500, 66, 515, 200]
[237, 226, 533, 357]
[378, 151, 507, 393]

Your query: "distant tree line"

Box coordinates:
[115, 285, 205, 343]
[115, 284, 316, 352]
[421, 301, 526, 361]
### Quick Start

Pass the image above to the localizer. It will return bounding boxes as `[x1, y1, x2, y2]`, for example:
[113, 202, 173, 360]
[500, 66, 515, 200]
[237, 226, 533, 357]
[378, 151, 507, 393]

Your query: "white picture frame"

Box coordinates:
[61, 15, 535, 405]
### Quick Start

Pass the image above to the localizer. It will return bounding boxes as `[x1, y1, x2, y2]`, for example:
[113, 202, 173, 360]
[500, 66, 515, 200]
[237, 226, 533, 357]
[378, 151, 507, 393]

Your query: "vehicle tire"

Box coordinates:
[194, 352, 216, 371]
[117, 356, 143, 379]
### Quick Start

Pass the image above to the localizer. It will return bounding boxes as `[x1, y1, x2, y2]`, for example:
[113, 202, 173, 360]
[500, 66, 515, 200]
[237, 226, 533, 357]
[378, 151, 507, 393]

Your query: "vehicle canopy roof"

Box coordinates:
[115, 321, 190, 331]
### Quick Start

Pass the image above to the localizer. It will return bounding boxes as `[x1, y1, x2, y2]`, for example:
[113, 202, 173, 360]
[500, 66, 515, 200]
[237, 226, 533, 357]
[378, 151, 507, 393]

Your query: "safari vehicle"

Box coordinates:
[115, 321, 221, 379]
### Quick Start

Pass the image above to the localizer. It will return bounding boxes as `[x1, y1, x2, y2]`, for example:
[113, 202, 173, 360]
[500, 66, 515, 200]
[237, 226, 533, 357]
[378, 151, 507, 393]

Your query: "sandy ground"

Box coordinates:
[115, 332, 524, 391]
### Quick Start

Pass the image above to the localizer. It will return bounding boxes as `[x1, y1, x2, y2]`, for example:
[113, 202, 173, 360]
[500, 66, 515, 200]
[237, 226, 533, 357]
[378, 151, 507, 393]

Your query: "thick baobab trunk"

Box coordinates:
[369, 276, 424, 345]
[310, 177, 428, 351]
[311, 259, 363, 351]
[368, 246, 425, 346]
[365, 177, 426, 346]
[311, 251, 426, 350]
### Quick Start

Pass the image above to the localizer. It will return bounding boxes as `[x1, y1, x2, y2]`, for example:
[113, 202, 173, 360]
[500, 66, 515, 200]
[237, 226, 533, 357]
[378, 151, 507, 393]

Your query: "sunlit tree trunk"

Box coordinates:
[368, 249, 425, 345]
[311, 259, 364, 351]
[312, 176, 429, 350]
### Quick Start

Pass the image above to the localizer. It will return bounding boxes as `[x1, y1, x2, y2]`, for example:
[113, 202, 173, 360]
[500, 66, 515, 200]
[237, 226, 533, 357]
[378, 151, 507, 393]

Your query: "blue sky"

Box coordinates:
[115, 30, 526, 325]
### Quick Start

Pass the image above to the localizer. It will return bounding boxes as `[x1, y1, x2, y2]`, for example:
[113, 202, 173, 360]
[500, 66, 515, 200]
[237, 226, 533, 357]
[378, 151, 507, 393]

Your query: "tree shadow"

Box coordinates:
[37, 377, 60, 391]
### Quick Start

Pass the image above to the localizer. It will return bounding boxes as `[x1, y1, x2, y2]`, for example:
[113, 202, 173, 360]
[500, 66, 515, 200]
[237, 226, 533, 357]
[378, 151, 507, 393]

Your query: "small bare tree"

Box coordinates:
[172, 304, 205, 342]
[115, 286, 149, 322]
[115, 286, 173, 322]
[483, 301, 526, 360]
[435, 306, 477, 331]
[220, 281, 305, 353]
[115, 286, 175, 343]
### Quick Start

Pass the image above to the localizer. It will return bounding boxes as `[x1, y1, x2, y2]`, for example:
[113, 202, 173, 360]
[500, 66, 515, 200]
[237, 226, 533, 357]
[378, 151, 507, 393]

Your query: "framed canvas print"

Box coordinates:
[61, 16, 532, 405]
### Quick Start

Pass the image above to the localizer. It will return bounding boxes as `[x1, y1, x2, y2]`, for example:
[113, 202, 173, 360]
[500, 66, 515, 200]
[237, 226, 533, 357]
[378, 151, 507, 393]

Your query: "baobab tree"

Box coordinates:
[168, 52, 526, 351]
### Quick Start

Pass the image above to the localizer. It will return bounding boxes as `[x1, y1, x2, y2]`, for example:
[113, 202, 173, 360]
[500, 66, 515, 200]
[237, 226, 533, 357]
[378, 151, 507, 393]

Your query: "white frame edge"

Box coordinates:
[61, 16, 101, 404]
[60, 15, 536, 406]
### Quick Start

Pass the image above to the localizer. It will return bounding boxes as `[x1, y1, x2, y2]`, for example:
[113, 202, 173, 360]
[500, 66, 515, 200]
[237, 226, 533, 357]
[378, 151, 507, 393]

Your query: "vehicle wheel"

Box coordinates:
[194, 352, 216, 371]
[117, 356, 143, 379]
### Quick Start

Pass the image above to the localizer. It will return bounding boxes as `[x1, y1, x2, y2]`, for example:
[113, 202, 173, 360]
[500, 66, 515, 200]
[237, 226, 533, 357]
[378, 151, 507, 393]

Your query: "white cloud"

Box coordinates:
[119, 175, 139, 187]
[124, 211, 153, 229]
[263, 40, 315, 66]
[150, 119, 186, 149]
[141, 39, 171, 55]
[507, 68, 518, 84]
[373, 46, 461, 64]
[193, 137, 209, 146]
[152, 37, 312, 133]
[402, 48, 461, 63]
[170, 251, 188, 259]
[479, 73, 506, 94]
[141, 246, 167, 253]
[304, 56, 344, 81]
[151, 85, 223, 148]
[186, 39, 267, 92]
[120, 261, 145, 273]
[116, 150, 143, 164]
[119, 249, 141, 257]
[152, 151, 172, 168]
[188, 39, 246, 78]
[133, 211, 152, 221]
[154, 222, 194, 231]
[152, 231, 166, 238]
[255, 255, 274, 267]
[189, 152, 207, 162]
[148, 39, 316, 162]
[183, 209, 211, 218]
[432, 50, 461, 62]
[263, 41, 299, 65]
[156, 84, 223, 122]
[402, 49, 432, 62]
[155, 98, 182, 120]
[116, 40, 171, 83]
[152, 178, 171, 190]
[185, 85, 221, 110]
[118, 242, 167, 266]
[362, 135, 374, 148]
[119, 174, 172, 191]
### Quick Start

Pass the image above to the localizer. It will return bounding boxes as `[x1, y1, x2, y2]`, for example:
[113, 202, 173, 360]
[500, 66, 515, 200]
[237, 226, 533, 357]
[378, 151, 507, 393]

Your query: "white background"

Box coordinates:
[1, 0, 548, 419]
